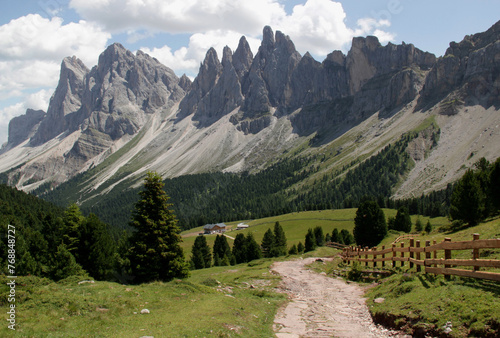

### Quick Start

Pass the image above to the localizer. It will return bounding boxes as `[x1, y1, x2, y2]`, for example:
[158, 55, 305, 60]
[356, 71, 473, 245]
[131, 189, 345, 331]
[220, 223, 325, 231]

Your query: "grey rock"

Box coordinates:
[30, 56, 88, 146]
[6, 109, 46, 148]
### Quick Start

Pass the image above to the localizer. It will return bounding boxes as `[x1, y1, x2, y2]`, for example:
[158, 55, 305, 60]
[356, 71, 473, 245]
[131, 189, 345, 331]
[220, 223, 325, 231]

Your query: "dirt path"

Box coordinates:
[272, 257, 403, 338]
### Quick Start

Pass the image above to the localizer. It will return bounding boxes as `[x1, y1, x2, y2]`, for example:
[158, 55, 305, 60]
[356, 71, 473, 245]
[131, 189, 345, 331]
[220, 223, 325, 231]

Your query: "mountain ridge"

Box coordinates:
[0, 23, 499, 212]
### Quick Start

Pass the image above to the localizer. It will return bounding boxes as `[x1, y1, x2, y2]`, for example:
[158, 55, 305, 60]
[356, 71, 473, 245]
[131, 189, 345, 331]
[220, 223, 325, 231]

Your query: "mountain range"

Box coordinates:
[1, 22, 499, 215]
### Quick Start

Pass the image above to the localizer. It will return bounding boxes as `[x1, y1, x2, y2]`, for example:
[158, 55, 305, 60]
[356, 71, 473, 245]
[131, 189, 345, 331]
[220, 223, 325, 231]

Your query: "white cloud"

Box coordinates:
[140, 30, 261, 77]
[0, 14, 110, 144]
[70, 0, 286, 35]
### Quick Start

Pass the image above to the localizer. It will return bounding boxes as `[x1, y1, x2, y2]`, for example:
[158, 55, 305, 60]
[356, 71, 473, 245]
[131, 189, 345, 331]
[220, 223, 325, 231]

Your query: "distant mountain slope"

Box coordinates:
[0, 22, 499, 218]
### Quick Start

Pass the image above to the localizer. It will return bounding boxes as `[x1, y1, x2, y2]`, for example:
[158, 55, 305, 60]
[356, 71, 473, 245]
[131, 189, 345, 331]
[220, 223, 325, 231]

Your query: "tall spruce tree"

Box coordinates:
[394, 206, 412, 233]
[128, 172, 189, 283]
[313, 226, 325, 247]
[213, 235, 233, 266]
[261, 228, 275, 258]
[304, 228, 317, 252]
[190, 235, 212, 269]
[232, 233, 248, 264]
[272, 222, 287, 257]
[353, 200, 387, 247]
[245, 233, 262, 261]
[450, 169, 485, 226]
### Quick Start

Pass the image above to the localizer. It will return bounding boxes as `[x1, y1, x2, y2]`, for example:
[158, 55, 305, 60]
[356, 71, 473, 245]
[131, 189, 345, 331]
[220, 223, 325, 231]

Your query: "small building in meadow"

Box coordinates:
[203, 223, 226, 234]
[236, 223, 249, 230]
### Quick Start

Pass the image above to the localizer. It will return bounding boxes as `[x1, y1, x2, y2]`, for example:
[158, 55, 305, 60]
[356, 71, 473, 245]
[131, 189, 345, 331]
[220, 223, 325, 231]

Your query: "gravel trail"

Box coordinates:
[272, 257, 404, 338]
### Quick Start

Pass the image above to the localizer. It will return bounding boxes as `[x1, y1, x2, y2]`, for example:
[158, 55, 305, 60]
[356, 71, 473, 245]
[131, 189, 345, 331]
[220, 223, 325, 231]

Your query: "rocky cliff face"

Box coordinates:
[6, 109, 46, 148]
[420, 20, 500, 111]
[2, 22, 499, 195]
[2, 43, 186, 188]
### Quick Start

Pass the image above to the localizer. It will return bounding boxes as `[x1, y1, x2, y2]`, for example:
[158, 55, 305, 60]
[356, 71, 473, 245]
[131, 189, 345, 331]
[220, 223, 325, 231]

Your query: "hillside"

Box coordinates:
[0, 22, 499, 222]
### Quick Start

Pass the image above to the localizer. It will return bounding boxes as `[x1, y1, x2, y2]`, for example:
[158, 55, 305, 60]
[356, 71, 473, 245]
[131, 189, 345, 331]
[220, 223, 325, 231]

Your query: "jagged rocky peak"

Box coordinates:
[421, 19, 500, 109]
[30, 56, 89, 146]
[178, 74, 192, 91]
[232, 36, 253, 80]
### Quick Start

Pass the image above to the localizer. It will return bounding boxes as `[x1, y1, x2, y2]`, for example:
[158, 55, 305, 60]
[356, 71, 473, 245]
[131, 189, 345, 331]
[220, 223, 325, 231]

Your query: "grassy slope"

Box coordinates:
[2, 210, 498, 337]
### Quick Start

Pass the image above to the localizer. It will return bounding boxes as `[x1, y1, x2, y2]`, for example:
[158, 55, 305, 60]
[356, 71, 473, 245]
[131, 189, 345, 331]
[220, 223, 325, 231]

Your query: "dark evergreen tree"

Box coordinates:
[425, 220, 432, 233]
[213, 235, 232, 266]
[340, 229, 354, 245]
[450, 169, 485, 226]
[353, 200, 387, 247]
[415, 217, 423, 232]
[297, 241, 305, 253]
[232, 233, 248, 264]
[331, 228, 341, 243]
[394, 206, 412, 233]
[325, 233, 331, 243]
[288, 244, 298, 255]
[304, 228, 317, 252]
[272, 222, 287, 257]
[128, 172, 189, 283]
[190, 235, 212, 269]
[313, 226, 325, 247]
[78, 213, 116, 280]
[62, 203, 84, 254]
[50, 244, 86, 281]
[245, 233, 262, 261]
[488, 158, 500, 214]
[261, 228, 276, 258]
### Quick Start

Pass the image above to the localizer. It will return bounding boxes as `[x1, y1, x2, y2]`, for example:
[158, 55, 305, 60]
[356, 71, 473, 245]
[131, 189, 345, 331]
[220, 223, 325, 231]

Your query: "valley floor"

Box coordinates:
[272, 257, 404, 337]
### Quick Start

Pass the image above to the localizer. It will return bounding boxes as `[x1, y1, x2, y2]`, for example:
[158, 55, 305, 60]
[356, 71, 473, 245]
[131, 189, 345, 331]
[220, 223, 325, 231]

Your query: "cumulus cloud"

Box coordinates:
[70, 0, 285, 35]
[71, 0, 395, 66]
[140, 30, 261, 76]
[0, 14, 110, 143]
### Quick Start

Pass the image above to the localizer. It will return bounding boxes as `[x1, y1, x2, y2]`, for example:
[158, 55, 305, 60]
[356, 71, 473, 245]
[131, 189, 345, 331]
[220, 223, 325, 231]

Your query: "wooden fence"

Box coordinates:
[342, 234, 500, 282]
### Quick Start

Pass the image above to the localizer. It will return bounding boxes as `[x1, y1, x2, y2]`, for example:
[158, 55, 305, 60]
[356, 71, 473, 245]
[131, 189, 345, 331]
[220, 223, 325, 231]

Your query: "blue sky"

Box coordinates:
[0, 0, 499, 144]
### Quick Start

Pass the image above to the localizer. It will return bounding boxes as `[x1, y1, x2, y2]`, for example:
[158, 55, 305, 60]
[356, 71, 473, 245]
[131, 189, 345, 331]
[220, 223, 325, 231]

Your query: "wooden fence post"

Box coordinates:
[409, 239, 415, 269]
[424, 240, 430, 273]
[400, 242, 405, 268]
[365, 247, 369, 267]
[444, 238, 451, 280]
[416, 240, 421, 272]
[392, 243, 396, 268]
[381, 245, 385, 268]
[433, 240, 437, 265]
[473, 233, 480, 272]
[373, 247, 377, 268]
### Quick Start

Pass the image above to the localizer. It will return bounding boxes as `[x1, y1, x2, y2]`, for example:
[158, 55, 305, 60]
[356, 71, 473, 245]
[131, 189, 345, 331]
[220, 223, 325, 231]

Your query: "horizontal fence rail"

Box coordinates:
[341, 234, 500, 282]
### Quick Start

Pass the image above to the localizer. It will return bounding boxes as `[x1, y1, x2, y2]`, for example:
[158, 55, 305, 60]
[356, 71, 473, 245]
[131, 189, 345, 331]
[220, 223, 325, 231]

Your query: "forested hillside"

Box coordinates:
[0, 184, 118, 281]
[40, 126, 451, 231]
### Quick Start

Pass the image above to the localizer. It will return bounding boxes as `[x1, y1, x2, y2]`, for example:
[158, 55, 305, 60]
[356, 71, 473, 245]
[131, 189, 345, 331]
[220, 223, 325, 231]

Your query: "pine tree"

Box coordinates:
[232, 233, 248, 264]
[190, 235, 212, 269]
[340, 229, 354, 245]
[213, 235, 233, 266]
[304, 228, 316, 252]
[425, 220, 432, 233]
[288, 244, 298, 255]
[261, 228, 275, 258]
[62, 204, 84, 254]
[331, 228, 341, 243]
[488, 158, 500, 214]
[313, 226, 325, 247]
[394, 206, 412, 233]
[450, 169, 485, 226]
[245, 233, 262, 261]
[353, 200, 387, 247]
[272, 222, 287, 257]
[78, 213, 116, 280]
[50, 244, 86, 281]
[297, 241, 305, 253]
[415, 217, 423, 232]
[128, 172, 189, 283]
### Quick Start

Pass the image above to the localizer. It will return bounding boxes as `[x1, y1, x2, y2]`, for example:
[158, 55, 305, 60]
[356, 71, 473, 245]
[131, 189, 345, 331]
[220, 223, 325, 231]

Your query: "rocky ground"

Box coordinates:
[272, 257, 407, 338]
